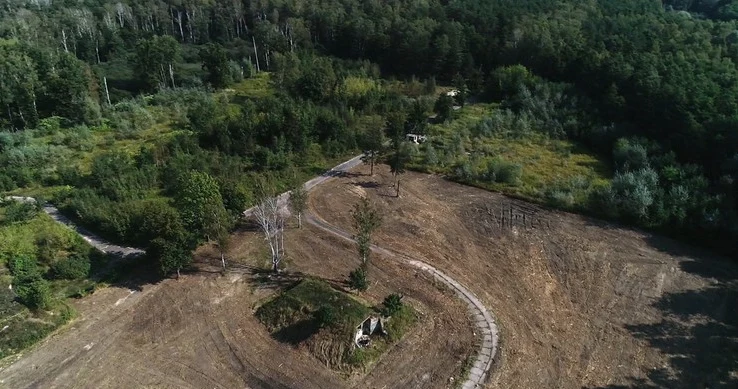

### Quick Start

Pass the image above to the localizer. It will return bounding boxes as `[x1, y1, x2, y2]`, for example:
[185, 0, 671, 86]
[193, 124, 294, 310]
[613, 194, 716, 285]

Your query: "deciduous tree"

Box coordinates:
[288, 185, 308, 228]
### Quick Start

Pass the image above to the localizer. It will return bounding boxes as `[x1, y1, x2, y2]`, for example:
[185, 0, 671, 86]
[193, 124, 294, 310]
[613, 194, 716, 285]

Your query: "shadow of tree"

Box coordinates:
[587, 267, 738, 389]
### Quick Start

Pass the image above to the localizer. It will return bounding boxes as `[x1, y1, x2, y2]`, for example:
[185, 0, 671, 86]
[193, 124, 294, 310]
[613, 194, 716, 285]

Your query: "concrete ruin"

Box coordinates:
[354, 316, 387, 348]
[406, 133, 428, 144]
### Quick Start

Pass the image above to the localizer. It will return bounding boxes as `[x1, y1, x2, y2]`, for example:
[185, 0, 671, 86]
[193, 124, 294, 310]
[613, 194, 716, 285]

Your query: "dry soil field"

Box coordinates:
[308, 165, 738, 389]
[1, 164, 736, 389]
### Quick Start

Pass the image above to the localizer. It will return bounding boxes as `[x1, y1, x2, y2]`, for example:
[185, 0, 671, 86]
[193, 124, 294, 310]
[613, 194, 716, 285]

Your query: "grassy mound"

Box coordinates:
[255, 278, 416, 370]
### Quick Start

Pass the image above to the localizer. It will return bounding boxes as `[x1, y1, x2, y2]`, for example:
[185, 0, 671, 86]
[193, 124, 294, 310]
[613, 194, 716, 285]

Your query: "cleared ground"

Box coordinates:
[308, 164, 738, 389]
[0, 205, 475, 388]
[1, 163, 736, 389]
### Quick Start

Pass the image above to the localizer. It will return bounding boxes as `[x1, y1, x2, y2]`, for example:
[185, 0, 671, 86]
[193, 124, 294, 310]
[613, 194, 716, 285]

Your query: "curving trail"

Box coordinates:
[5, 153, 500, 388]
[306, 213, 498, 389]
[297, 157, 500, 389]
[3, 196, 144, 258]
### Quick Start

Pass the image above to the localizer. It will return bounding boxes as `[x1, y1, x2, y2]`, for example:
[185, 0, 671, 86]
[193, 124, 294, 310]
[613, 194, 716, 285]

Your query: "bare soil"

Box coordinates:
[2, 164, 736, 389]
[0, 194, 475, 389]
[308, 165, 738, 389]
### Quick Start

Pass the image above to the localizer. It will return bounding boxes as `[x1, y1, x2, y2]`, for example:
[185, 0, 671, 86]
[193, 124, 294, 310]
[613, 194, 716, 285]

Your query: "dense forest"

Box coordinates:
[2, 0, 738, 314]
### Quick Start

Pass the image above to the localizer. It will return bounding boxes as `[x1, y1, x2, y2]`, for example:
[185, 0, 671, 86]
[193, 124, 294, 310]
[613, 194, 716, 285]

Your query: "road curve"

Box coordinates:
[5, 152, 499, 387]
[305, 213, 498, 389]
[3, 196, 144, 258]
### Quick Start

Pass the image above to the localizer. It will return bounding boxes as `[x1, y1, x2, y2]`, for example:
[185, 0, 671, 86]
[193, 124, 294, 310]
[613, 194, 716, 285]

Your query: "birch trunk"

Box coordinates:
[252, 35, 260, 72]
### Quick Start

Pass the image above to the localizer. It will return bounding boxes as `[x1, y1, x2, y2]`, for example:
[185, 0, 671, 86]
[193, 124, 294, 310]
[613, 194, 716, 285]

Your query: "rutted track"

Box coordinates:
[306, 212, 499, 388]
[5, 154, 499, 388]
[290, 156, 500, 388]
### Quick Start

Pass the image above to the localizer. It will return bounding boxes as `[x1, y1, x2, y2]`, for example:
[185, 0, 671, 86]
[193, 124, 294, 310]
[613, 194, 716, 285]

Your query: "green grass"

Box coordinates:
[231, 72, 274, 100]
[256, 278, 417, 371]
[347, 303, 417, 370]
[0, 205, 104, 362]
[256, 278, 371, 336]
[420, 103, 611, 207]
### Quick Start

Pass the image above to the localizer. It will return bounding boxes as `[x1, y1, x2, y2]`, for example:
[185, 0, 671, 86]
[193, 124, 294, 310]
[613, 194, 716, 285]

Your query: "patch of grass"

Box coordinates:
[231, 72, 273, 100]
[346, 304, 417, 370]
[0, 277, 76, 361]
[256, 279, 418, 371]
[419, 103, 611, 208]
[256, 278, 370, 339]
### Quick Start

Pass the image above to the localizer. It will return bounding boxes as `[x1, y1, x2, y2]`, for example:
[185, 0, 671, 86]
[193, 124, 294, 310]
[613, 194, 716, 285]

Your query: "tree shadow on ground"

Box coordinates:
[586, 232, 738, 388]
[273, 318, 321, 345]
[348, 181, 380, 189]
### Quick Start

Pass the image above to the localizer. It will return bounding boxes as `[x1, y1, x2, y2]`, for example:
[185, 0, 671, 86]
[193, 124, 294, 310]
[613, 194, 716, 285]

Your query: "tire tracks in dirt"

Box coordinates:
[6, 154, 499, 388]
[306, 212, 499, 388]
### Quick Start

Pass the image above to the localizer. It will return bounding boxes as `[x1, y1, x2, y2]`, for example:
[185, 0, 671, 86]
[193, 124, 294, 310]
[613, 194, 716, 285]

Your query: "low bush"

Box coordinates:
[381, 293, 403, 316]
[348, 267, 368, 291]
[50, 255, 91, 280]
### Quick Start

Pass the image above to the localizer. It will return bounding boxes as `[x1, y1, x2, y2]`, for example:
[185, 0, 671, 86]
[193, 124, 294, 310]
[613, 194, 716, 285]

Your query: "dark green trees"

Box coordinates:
[200, 43, 231, 89]
[135, 35, 179, 92]
[349, 197, 382, 291]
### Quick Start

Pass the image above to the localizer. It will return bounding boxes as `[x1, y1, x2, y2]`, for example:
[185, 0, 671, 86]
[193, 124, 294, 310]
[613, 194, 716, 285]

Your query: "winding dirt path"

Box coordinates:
[282, 156, 500, 388]
[306, 212, 498, 388]
[5, 153, 500, 388]
[3, 196, 144, 258]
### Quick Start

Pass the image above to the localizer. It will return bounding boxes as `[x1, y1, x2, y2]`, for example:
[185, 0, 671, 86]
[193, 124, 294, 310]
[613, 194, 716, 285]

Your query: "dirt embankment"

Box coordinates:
[0, 196, 476, 389]
[2, 164, 736, 389]
[308, 164, 738, 389]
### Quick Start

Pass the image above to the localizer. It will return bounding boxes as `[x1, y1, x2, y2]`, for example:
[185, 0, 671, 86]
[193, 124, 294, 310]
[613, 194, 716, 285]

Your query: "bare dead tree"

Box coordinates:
[253, 194, 285, 272]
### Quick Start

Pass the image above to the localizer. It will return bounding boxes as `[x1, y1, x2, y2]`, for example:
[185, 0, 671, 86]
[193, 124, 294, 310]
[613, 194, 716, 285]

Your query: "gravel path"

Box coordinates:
[3, 196, 144, 258]
[306, 212, 499, 388]
[6, 152, 499, 387]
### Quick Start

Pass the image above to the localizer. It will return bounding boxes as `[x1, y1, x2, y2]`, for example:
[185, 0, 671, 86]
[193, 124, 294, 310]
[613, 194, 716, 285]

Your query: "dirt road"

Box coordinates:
[307, 213, 498, 389]
[308, 164, 738, 388]
[3, 196, 144, 258]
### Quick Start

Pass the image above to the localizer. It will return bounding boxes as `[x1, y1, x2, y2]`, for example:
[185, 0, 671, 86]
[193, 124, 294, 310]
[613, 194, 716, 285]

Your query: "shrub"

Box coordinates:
[613, 138, 649, 172]
[2, 201, 38, 224]
[484, 158, 522, 185]
[423, 144, 438, 167]
[382, 294, 403, 316]
[15, 279, 51, 310]
[314, 305, 336, 328]
[50, 255, 91, 280]
[546, 189, 575, 208]
[348, 267, 368, 291]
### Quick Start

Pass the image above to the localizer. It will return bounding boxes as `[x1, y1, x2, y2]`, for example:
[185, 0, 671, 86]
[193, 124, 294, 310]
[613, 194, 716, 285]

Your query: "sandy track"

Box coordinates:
[307, 212, 498, 388]
[308, 164, 738, 388]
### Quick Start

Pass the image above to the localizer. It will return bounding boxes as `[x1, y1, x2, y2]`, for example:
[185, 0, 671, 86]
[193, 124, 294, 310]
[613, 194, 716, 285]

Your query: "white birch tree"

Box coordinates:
[253, 194, 286, 273]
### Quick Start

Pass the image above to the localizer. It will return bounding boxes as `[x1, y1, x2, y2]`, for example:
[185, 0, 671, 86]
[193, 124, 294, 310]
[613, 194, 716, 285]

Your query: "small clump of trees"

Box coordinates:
[348, 197, 382, 291]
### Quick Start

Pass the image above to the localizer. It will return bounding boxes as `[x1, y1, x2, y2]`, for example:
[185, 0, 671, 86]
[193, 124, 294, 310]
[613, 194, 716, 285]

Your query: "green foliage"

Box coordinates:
[174, 171, 226, 237]
[613, 138, 649, 172]
[50, 255, 91, 280]
[360, 126, 385, 175]
[348, 267, 368, 291]
[135, 35, 180, 92]
[200, 43, 232, 89]
[484, 158, 523, 186]
[434, 93, 455, 122]
[2, 201, 38, 224]
[256, 279, 370, 333]
[9, 256, 51, 310]
[288, 185, 308, 227]
[15, 278, 51, 310]
[314, 305, 336, 328]
[381, 293, 403, 316]
[149, 237, 193, 277]
[351, 197, 382, 267]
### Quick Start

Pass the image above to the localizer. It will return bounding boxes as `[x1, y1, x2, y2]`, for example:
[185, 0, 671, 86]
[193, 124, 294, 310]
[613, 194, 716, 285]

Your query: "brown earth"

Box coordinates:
[0, 195, 475, 389]
[1, 163, 736, 389]
[308, 164, 738, 389]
